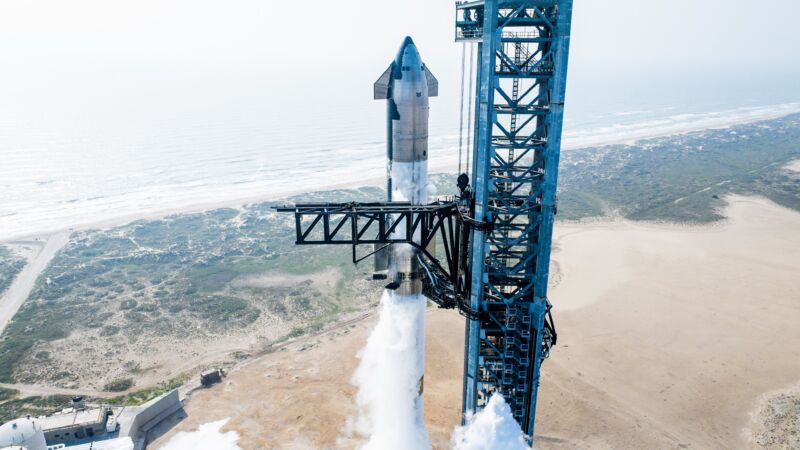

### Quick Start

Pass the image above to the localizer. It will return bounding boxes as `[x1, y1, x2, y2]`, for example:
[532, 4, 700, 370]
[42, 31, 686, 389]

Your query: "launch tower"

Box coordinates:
[277, 0, 573, 440]
[455, 0, 572, 434]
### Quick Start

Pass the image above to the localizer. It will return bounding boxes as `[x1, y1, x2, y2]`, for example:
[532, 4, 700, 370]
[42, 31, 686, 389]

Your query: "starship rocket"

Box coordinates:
[373, 36, 438, 296]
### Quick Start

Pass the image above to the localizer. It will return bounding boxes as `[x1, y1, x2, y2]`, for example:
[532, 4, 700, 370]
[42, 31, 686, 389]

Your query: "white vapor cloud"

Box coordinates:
[160, 418, 241, 450]
[451, 394, 531, 450]
[348, 290, 430, 450]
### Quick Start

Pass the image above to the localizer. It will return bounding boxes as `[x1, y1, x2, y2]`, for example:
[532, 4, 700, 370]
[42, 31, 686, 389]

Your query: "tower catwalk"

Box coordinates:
[456, 0, 573, 437]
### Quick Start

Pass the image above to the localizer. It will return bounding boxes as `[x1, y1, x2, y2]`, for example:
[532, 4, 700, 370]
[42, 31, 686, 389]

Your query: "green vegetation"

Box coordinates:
[0, 309, 67, 382]
[230, 351, 250, 360]
[104, 374, 188, 406]
[0, 187, 384, 385]
[0, 394, 72, 424]
[557, 114, 800, 222]
[103, 377, 134, 392]
[0, 246, 25, 295]
[0, 376, 189, 422]
[0, 387, 18, 403]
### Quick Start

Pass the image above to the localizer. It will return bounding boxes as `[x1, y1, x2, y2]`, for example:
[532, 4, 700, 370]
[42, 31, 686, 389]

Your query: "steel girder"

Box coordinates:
[275, 201, 482, 318]
[456, 0, 572, 439]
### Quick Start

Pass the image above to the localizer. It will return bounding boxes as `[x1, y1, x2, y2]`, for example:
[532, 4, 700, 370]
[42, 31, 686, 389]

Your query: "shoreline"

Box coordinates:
[561, 102, 800, 149]
[2, 105, 800, 245]
[0, 176, 385, 245]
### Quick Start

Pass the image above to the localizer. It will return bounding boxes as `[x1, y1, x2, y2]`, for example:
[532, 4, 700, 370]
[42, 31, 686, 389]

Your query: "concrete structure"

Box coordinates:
[0, 388, 180, 450]
[117, 389, 181, 450]
[41, 407, 108, 443]
[49, 437, 134, 450]
[0, 417, 47, 450]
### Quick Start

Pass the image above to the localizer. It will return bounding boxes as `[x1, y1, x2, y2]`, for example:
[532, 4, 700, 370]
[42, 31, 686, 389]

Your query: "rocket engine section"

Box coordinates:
[373, 36, 438, 296]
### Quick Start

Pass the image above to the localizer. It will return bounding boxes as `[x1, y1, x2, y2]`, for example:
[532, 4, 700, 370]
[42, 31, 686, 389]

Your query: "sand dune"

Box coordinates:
[540, 196, 800, 448]
[151, 196, 800, 449]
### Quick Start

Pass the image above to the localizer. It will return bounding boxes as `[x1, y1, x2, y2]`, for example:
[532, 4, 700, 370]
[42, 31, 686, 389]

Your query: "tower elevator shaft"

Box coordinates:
[456, 0, 573, 437]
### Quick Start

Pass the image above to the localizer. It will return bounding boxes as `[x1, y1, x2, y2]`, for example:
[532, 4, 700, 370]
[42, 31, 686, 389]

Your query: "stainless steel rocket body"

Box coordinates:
[374, 37, 438, 296]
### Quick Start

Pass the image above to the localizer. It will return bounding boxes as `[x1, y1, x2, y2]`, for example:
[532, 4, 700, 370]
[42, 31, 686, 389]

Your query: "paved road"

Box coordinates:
[0, 231, 70, 336]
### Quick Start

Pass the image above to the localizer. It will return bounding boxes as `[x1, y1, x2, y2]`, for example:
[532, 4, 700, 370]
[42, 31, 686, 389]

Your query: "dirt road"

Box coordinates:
[0, 231, 70, 336]
[0, 382, 112, 399]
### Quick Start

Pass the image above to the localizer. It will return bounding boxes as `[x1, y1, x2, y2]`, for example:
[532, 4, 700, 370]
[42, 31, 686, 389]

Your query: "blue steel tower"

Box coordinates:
[456, 0, 573, 437]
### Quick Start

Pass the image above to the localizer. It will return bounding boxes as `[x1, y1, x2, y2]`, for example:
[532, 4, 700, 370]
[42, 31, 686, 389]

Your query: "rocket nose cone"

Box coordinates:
[401, 36, 418, 56]
[396, 36, 421, 68]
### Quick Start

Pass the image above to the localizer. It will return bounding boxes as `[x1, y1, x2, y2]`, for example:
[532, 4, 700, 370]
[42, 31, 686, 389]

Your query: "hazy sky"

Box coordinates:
[1, 0, 798, 129]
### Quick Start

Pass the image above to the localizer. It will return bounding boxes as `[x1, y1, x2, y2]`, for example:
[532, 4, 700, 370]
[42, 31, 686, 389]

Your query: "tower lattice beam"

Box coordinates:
[456, 0, 573, 438]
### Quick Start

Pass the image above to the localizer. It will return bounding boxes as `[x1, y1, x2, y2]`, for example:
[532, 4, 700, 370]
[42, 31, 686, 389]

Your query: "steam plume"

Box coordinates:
[451, 393, 531, 450]
[350, 290, 431, 450]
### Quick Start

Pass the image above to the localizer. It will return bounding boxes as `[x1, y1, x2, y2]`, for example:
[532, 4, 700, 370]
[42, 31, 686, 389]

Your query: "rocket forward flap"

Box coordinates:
[423, 64, 438, 97]
[374, 63, 394, 100]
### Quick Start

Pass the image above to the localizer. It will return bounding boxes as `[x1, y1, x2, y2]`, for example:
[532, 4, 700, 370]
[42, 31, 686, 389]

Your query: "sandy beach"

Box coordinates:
[0, 176, 385, 246]
[3, 106, 799, 246]
[149, 195, 800, 449]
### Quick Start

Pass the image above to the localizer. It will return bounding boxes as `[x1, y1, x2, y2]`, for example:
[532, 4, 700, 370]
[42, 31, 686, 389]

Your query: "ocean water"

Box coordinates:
[2, 0, 800, 243]
[1, 99, 799, 241]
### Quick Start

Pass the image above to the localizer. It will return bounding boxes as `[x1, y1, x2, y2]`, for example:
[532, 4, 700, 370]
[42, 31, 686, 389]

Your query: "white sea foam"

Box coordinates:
[159, 418, 241, 450]
[784, 159, 800, 173]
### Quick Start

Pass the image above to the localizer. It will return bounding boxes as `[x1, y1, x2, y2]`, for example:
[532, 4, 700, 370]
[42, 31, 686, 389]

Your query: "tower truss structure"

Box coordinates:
[456, 0, 573, 436]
